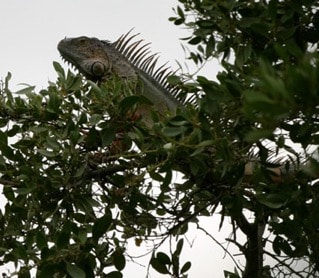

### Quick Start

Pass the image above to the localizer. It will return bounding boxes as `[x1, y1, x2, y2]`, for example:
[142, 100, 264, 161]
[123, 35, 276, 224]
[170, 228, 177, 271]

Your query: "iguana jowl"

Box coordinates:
[58, 31, 184, 117]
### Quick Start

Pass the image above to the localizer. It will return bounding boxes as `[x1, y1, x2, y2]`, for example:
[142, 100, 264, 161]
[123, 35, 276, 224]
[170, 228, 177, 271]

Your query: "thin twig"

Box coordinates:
[197, 225, 242, 272]
[264, 250, 305, 278]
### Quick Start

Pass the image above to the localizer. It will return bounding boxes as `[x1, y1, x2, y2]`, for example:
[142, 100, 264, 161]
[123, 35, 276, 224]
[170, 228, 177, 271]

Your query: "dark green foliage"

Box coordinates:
[150, 239, 191, 277]
[1, 1, 319, 277]
[0, 67, 197, 277]
[169, 0, 319, 277]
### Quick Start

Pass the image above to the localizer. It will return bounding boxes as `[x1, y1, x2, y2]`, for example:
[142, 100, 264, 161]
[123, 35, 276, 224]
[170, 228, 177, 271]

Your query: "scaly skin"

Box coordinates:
[58, 35, 180, 116]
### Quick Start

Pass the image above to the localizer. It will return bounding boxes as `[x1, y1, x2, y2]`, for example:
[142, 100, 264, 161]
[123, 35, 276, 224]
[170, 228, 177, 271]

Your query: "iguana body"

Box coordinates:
[58, 32, 182, 117]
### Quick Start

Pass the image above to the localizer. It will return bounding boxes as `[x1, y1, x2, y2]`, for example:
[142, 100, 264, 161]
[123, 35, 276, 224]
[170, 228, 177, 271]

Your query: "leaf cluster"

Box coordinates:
[1, 1, 319, 277]
[170, 0, 319, 277]
[0, 61, 219, 277]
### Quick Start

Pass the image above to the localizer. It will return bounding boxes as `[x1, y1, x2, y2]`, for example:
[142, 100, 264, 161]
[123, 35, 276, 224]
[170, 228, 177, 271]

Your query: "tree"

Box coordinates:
[1, 0, 319, 277]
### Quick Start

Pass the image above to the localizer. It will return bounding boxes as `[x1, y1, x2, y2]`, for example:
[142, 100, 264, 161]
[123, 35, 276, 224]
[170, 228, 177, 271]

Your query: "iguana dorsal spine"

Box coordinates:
[58, 31, 189, 116]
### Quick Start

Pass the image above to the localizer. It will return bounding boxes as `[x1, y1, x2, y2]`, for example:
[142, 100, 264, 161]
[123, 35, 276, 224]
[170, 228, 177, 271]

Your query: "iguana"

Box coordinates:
[57, 31, 296, 183]
[58, 31, 185, 119]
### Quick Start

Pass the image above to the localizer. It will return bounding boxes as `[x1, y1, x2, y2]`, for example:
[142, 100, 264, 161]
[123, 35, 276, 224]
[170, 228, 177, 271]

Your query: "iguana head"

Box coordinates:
[58, 36, 111, 81]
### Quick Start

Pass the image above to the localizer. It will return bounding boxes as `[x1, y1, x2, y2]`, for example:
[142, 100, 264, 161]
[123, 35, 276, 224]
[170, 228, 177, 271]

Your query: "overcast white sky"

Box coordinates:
[0, 1, 239, 277]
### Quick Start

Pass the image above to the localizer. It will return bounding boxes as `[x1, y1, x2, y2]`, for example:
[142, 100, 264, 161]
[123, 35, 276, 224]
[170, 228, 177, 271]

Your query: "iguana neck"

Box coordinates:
[58, 33, 181, 114]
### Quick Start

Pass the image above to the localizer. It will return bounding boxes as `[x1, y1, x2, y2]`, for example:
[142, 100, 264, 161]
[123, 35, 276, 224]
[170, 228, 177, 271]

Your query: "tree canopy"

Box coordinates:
[1, 0, 319, 277]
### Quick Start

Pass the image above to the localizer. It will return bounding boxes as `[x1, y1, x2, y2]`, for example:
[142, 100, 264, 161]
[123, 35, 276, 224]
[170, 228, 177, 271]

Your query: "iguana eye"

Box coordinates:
[91, 61, 106, 77]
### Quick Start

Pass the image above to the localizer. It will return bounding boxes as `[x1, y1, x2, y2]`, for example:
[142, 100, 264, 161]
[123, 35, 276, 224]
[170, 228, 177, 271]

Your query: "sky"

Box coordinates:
[0, 1, 238, 277]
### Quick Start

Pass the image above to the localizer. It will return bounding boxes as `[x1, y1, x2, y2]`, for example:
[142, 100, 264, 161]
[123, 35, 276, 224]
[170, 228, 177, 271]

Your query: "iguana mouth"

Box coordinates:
[60, 56, 76, 70]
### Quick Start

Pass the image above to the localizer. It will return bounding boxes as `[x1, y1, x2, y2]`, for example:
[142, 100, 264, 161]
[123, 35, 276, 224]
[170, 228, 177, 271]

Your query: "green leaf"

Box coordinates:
[76, 229, 88, 244]
[272, 236, 282, 255]
[101, 128, 116, 147]
[191, 146, 205, 157]
[167, 75, 181, 86]
[85, 127, 101, 150]
[5, 71, 12, 83]
[175, 239, 184, 257]
[112, 249, 126, 271]
[74, 163, 86, 178]
[149, 171, 164, 182]
[119, 96, 140, 112]
[46, 91, 61, 114]
[105, 271, 123, 278]
[36, 231, 47, 249]
[3, 187, 15, 201]
[244, 129, 273, 142]
[163, 142, 173, 150]
[177, 5, 185, 19]
[157, 252, 171, 265]
[150, 255, 170, 274]
[45, 136, 60, 150]
[65, 71, 82, 90]
[0, 155, 6, 170]
[92, 212, 112, 240]
[181, 261, 191, 273]
[188, 36, 201, 45]
[16, 186, 35, 195]
[14, 85, 36, 95]
[87, 80, 102, 96]
[0, 130, 8, 146]
[78, 112, 88, 125]
[197, 140, 214, 148]
[257, 193, 287, 209]
[53, 61, 65, 79]
[173, 17, 185, 25]
[162, 126, 186, 137]
[272, 235, 293, 256]
[37, 149, 58, 157]
[12, 245, 28, 261]
[198, 20, 215, 29]
[90, 114, 102, 125]
[30, 126, 48, 133]
[16, 267, 31, 278]
[56, 231, 70, 249]
[38, 263, 62, 278]
[66, 263, 85, 278]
